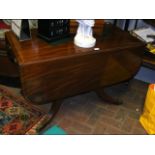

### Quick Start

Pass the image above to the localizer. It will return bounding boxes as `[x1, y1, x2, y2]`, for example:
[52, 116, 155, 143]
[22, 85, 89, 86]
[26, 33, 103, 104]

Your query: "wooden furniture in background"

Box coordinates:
[0, 40, 19, 77]
[0, 20, 19, 77]
[5, 23, 145, 117]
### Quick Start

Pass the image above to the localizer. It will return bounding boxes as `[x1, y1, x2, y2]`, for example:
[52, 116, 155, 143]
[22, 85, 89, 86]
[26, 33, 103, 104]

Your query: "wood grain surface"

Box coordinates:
[5, 23, 145, 104]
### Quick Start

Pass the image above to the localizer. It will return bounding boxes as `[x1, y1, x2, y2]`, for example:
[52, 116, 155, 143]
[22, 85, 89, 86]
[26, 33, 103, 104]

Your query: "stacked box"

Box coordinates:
[38, 19, 70, 42]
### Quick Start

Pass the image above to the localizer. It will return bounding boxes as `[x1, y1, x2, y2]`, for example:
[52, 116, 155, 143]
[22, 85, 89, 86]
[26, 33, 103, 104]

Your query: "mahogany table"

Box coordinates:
[5, 24, 145, 118]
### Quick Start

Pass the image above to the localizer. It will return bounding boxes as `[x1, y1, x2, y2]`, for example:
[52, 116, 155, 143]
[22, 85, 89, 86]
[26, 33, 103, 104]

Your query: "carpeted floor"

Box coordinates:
[0, 78, 149, 135]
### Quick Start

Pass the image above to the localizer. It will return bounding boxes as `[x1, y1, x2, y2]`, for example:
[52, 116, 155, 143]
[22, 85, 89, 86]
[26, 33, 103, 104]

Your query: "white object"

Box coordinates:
[74, 20, 96, 48]
[94, 47, 100, 51]
[11, 20, 22, 37]
[132, 27, 155, 43]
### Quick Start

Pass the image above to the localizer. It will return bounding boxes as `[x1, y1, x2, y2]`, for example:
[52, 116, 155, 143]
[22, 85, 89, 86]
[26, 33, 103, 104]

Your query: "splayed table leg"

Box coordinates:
[96, 88, 122, 105]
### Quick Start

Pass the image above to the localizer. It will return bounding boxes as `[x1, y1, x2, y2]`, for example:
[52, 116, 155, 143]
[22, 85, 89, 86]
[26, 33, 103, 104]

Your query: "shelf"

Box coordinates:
[143, 51, 155, 70]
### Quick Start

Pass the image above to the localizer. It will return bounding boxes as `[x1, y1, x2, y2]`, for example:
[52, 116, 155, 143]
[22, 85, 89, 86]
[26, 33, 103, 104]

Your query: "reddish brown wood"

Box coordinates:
[0, 40, 6, 50]
[5, 24, 145, 104]
[0, 56, 19, 77]
[0, 40, 19, 77]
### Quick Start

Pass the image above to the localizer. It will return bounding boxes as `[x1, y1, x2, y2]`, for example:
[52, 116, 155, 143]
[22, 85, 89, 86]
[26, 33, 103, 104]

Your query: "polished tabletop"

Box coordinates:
[6, 24, 144, 65]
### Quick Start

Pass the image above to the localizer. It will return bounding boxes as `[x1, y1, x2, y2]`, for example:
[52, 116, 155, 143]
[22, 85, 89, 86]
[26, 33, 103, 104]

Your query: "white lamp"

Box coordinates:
[74, 20, 96, 48]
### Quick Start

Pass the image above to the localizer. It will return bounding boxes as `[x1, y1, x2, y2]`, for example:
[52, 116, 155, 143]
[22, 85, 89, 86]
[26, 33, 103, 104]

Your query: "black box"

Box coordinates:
[38, 19, 70, 42]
